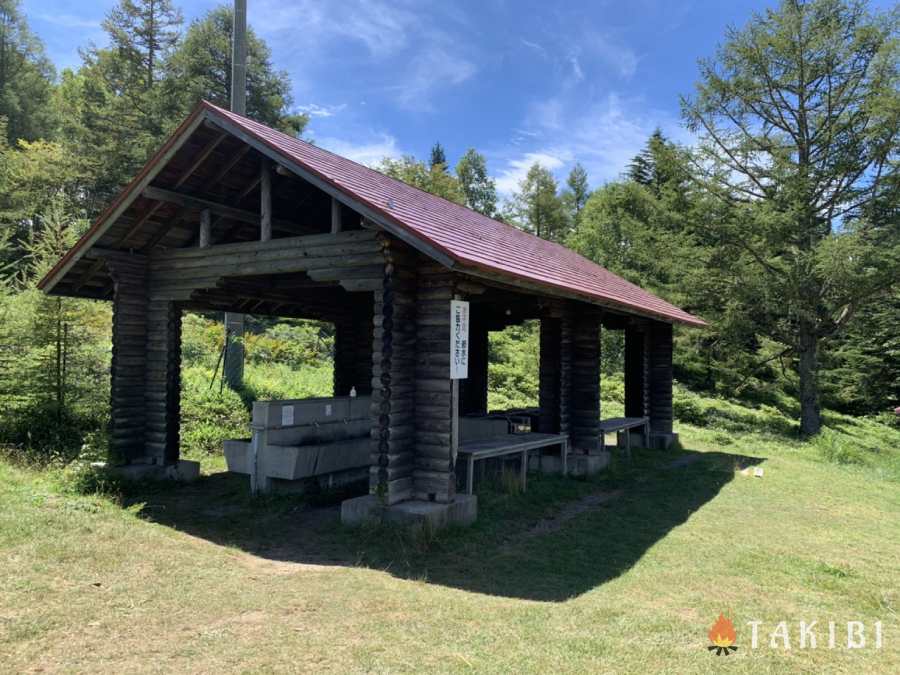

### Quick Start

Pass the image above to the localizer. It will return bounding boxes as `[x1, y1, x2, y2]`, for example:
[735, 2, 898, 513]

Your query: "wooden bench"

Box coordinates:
[458, 433, 569, 495]
[598, 416, 650, 459]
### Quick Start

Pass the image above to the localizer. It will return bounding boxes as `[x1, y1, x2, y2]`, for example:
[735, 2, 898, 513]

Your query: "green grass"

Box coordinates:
[1, 406, 898, 673]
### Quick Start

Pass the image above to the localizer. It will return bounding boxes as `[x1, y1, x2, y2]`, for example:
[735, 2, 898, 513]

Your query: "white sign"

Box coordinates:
[281, 405, 294, 426]
[450, 300, 470, 380]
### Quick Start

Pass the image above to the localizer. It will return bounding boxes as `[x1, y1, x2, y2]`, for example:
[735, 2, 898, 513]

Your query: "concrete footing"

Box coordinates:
[341, 494, 478, 530]
[100, 459, 200, 482]
[650, 432, 679, 450]
[567, 452, 611, 476]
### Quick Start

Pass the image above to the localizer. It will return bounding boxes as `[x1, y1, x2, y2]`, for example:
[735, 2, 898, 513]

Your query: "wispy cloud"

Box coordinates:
[315, 133, 403, 167]
[256, 0, 477, 111]
[492, 92, 689, 197]
[35, 13, 101, 29]
[495, 151, 569, 195]
[296, 103, 347, 119]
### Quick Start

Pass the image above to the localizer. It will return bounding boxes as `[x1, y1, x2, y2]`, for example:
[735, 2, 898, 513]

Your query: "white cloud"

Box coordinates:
[315, 133, 403, 168]
[256, 0, 477, 110]
[391, 47, 477, 111]
[492, 93, 690, 197]
[495, 152, 569, 195]
[296, 103, 347, 119]
[36, 13, 101, 29]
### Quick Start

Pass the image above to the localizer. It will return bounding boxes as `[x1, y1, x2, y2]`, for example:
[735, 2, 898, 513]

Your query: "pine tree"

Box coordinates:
[103, 0, 182, 90]
[510, 163, 568, 241]
[0, 0, 56, 143]
[682, 0, 900, 435]
[166, 6, 307, 136]
[455, 148, 497, 216]
[429, 142, 448, 172]
[562, 162, 590, 227]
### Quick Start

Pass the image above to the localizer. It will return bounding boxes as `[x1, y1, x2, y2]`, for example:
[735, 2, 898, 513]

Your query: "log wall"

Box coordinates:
[570, 306, 601, 453]
[459, 312, 488, 416]
[538, 317, 561, 433]
[144, 296, 182, 464]
[648, 320, 674, 435]
[624, 323, 650, 419]
[411, 263, 457, 503]
[369, 235, 417, 504]
[106, 252, 150, 464]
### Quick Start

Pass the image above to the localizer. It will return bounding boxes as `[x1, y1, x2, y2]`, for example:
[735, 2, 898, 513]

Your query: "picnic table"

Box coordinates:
[458, 432, 569, 494]
[598, 416, 650, 459]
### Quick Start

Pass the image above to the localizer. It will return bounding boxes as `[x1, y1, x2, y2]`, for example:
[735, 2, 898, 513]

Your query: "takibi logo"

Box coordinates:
[708, 614, 738, 655]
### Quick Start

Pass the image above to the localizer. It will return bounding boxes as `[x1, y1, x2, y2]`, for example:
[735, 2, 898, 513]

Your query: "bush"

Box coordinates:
[180, 367, 249, 456]
[0, 402, 103, 463]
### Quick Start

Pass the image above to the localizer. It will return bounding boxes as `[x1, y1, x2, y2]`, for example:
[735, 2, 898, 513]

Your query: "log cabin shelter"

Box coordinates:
[39, 101, 705, 525]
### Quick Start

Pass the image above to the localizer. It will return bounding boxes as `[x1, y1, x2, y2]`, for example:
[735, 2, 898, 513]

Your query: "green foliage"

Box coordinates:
[428, 142, 447, 171]
[0, 0, 56, 143]
[487, 322, 539, 410]
[180, 366, 249, 456]
[561, 161, 590, 227]
[506, 163, 569, 242]
[455, 148, 497, 216]
[166, 5, 307, 136]
[378, 155, 465, 204]
[681, 0, 900, 434]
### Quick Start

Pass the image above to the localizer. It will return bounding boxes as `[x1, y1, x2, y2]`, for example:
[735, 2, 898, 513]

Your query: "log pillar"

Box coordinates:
[107, 253, 149, 464]
[570, 306, 601, 454]
[539, 306, 574, 434]
[624, 322, 650, 419]
[412, 263, 457, 503]
[538, 316, 561, 433]
[370, 236, 416, 504]
[144, 296, 183, 464]
[459, 312, 488, 416]
[648, 320, 676, 448]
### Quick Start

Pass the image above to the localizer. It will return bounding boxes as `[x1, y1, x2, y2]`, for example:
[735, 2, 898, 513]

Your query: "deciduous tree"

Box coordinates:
[681, 0, 900, 435]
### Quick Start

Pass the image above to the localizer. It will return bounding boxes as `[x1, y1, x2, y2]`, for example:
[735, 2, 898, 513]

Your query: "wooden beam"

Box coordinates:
[331, 197, 342, 234]
[199, 209, 211, 248]
[138, 143, 253, 253]
[141, 186, 300, 231]
[260, 161, 272, 242]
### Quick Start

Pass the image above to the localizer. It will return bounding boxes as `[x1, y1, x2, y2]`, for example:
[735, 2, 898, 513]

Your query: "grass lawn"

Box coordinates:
[1, 422, 898, 673]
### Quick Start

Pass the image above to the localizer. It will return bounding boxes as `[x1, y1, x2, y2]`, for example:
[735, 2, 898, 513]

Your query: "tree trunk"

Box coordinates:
[797, 319, 821, 436]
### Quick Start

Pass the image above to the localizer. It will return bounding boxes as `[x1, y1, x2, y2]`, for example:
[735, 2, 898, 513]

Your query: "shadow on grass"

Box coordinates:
[119, 447, 763, 602]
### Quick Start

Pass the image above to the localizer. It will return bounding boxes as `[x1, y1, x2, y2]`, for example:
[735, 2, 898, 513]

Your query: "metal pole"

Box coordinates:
[225, 0, 248, 390]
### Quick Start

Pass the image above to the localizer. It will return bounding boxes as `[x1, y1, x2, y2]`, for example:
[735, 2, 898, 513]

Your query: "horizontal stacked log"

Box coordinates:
[624, 322, 649, 419]
[144, 296, 182, 464]
[459, 312, 488, 416]
[570, 306, 601, 454]
[412, 262, 456, 503]
[538, 316, 561, 433]
[648, 320, 674, 436]
[106, 252, 150, 464]
[147, 230, 384, 301]
[559, 311, 572, 436]
[369, 235, 416, 505]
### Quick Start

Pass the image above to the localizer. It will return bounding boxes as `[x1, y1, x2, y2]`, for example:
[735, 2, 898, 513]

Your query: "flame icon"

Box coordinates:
[707, 614, 738, 655]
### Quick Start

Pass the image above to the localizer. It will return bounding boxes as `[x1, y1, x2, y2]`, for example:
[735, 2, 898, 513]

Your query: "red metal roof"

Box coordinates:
[41, 101, 705, 327]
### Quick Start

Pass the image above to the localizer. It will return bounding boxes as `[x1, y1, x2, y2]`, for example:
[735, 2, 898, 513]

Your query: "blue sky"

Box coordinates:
[21, 0, 892, 196]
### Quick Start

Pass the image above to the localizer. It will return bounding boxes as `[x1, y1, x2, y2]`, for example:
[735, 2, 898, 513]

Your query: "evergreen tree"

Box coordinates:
[378, 155, 465, 204]
[455, 148, 497, 216]
[0, 0, 56, 143]
[166, 5, 307, 136]
[562, 162, 590, 227]
[103, 0, 183, 90]
[429, 142, 448, 172]
[682, 0, 900, 435]
[510, 163, 568, 241]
